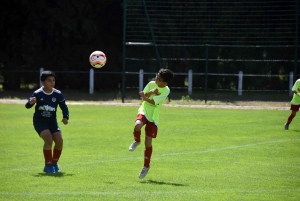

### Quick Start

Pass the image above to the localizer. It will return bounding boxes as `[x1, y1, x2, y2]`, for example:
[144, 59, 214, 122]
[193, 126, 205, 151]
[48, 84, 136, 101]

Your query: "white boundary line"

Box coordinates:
[1, 139, 300, 196]
[5, 139, 299, 172]
[1, 189, 300, 196]
[159, 139, 300, 157]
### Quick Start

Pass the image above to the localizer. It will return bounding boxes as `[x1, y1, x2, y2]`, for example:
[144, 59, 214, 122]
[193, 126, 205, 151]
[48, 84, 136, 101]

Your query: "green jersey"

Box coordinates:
[291, 79, 300, 105]
[138, 81, 170, 125]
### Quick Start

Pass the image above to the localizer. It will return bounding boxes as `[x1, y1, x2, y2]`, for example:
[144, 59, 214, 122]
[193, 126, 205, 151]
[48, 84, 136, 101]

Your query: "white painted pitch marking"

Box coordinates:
[6, 138, 299, 172]
[0, 189, 300, 196]
[159, 139, 300, 157]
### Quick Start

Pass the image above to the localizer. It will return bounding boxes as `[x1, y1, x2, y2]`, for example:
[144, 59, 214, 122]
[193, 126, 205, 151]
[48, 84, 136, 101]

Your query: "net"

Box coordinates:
[125, 0, 297, 45]
[122, 0, 299, 102]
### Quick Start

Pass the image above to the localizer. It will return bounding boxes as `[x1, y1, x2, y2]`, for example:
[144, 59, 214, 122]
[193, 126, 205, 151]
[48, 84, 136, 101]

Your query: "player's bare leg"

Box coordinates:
[285, 110, 297, 130]
[40, 130, 55, 173]
[139, 136, 152, 179]
[52, 132, 63, 172]
[129, 120, 144, 151]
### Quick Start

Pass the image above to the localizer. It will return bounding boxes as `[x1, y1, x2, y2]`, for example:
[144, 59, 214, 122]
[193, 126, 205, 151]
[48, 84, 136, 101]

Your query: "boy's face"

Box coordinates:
[42, 76, 55, 91]
[155, 73, 167, 87]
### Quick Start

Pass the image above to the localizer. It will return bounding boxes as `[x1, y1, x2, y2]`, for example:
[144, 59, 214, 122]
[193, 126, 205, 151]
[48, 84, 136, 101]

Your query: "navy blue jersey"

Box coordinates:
[25, 87, 69, 120]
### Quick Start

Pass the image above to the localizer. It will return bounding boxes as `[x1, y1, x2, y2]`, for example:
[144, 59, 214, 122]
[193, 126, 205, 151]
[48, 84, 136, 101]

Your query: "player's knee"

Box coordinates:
[40, 131, 53, 143]
[54, 137, 63, 144]
[134, 125, 142, 131]
[53, 135, 63, 147]
[43, 139, 53, 147]
[134, 121, 144, 130]
[58, 138, 63, 146]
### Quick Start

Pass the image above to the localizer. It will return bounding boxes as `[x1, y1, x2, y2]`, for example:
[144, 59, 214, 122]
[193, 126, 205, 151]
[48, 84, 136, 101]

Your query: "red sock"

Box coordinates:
[144, 146, 152, 168]
[52, 149, 62, 164]
[286, 114, 295, 125]
[133, 130, 141, 143]
[43, 149, 52, 166]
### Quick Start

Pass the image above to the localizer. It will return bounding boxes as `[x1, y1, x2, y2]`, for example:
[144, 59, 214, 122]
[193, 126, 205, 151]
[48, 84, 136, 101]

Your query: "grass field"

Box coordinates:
[0, 103, 299, 201]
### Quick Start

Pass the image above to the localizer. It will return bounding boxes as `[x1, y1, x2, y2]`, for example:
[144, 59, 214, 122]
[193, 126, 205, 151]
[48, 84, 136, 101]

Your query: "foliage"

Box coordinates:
[181, 95, 193, 102]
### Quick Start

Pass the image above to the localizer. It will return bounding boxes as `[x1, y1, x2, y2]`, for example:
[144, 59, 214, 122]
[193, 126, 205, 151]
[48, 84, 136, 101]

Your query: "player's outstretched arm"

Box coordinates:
[25, 97, 36, 108]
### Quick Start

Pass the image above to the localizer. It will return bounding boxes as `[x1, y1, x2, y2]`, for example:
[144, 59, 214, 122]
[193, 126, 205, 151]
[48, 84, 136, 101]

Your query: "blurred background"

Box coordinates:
[0, 0, 299, 102]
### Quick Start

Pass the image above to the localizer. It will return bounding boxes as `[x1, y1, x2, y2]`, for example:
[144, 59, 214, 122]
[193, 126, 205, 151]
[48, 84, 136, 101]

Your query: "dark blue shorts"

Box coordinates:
[33, 117, 61, 135]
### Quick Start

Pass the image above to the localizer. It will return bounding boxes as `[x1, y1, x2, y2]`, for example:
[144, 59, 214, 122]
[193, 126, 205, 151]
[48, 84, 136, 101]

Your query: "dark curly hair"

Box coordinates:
[158, 68, 174, 84]
[40, 70, 55, 82]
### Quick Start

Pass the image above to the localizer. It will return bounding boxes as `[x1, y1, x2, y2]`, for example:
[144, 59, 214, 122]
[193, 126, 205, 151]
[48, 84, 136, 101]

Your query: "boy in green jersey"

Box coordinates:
[129, 68, 174, 179]
[285, 79, 300, 130]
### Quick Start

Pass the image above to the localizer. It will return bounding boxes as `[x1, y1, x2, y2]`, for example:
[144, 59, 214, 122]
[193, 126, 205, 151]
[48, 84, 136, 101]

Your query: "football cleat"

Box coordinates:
[52, 163, 61, 173]
[129, 141, 140, 152]
[284, 124, 289, 130]
[139, 166, 150, 179]
[43, 165, 55, 173]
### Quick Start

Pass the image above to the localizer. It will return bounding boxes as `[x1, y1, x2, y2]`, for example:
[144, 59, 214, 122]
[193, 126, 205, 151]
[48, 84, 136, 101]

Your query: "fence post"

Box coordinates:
[238, 71, 243, 96]
[89, 68, 94, 94]
[139, 69, 144, 91]
[204, 44, 209, 103]
[40, 67, 44, 87]
[188, 69, 193, 95]
[289, 71, 293, 97]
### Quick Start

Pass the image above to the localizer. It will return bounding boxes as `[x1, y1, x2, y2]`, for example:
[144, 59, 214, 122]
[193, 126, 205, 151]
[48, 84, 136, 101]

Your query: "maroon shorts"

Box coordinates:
[136, 114, 158, 138]
[290, 105, 300, 111]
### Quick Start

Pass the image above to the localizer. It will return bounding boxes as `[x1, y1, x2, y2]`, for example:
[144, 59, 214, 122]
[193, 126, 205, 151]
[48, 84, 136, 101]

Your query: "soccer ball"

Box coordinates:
[89, 51, 107, 68]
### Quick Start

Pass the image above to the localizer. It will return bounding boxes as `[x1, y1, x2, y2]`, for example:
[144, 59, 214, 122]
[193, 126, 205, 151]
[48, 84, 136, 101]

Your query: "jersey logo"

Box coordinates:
[52, 97, 56, 102]
[38, 105, 56, 111]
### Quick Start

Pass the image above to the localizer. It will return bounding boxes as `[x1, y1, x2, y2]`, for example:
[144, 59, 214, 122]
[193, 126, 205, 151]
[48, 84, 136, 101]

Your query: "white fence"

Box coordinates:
[39, 68, 294, 97]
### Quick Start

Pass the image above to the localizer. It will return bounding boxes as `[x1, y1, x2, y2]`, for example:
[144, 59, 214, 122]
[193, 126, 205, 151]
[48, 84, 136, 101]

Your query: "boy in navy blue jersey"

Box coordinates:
[25, 70, 69, 173]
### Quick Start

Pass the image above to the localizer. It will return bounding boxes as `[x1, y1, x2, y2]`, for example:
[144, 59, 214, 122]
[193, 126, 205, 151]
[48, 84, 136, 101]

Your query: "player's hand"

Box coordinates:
[139, 91, 146, 101]
[29, 97, 36, 105]
[62, 118, 68, 125]
[139, 91, 145, 97]
[149, 88, 159, 95]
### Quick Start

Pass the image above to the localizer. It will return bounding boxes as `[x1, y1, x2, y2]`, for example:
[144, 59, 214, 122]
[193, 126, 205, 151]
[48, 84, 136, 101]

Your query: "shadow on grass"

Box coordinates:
[34, 172, 74, 177]
[141, 179, 187, 187]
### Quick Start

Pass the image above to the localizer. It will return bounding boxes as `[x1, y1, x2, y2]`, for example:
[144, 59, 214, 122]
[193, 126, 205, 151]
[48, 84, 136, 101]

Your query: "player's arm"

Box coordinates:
[291, 80, 300, 96]
[292, 90, 300, 97]
[59, 102, 69, 125]
[58, 94, 69, 125]
[25, 96, 36, 109]
[140, 91, 155, 105]
[59, 100, 69, 120]
[144, 88, 158, 97]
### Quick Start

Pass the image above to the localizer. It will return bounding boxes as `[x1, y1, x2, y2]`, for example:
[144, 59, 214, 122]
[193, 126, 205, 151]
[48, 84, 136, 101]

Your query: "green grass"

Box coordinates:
[0, 103, 299, 201]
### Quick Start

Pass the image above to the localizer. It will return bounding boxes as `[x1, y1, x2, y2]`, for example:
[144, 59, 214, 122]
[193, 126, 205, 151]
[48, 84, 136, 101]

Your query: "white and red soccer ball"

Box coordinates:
[89, 51, 107, 68]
